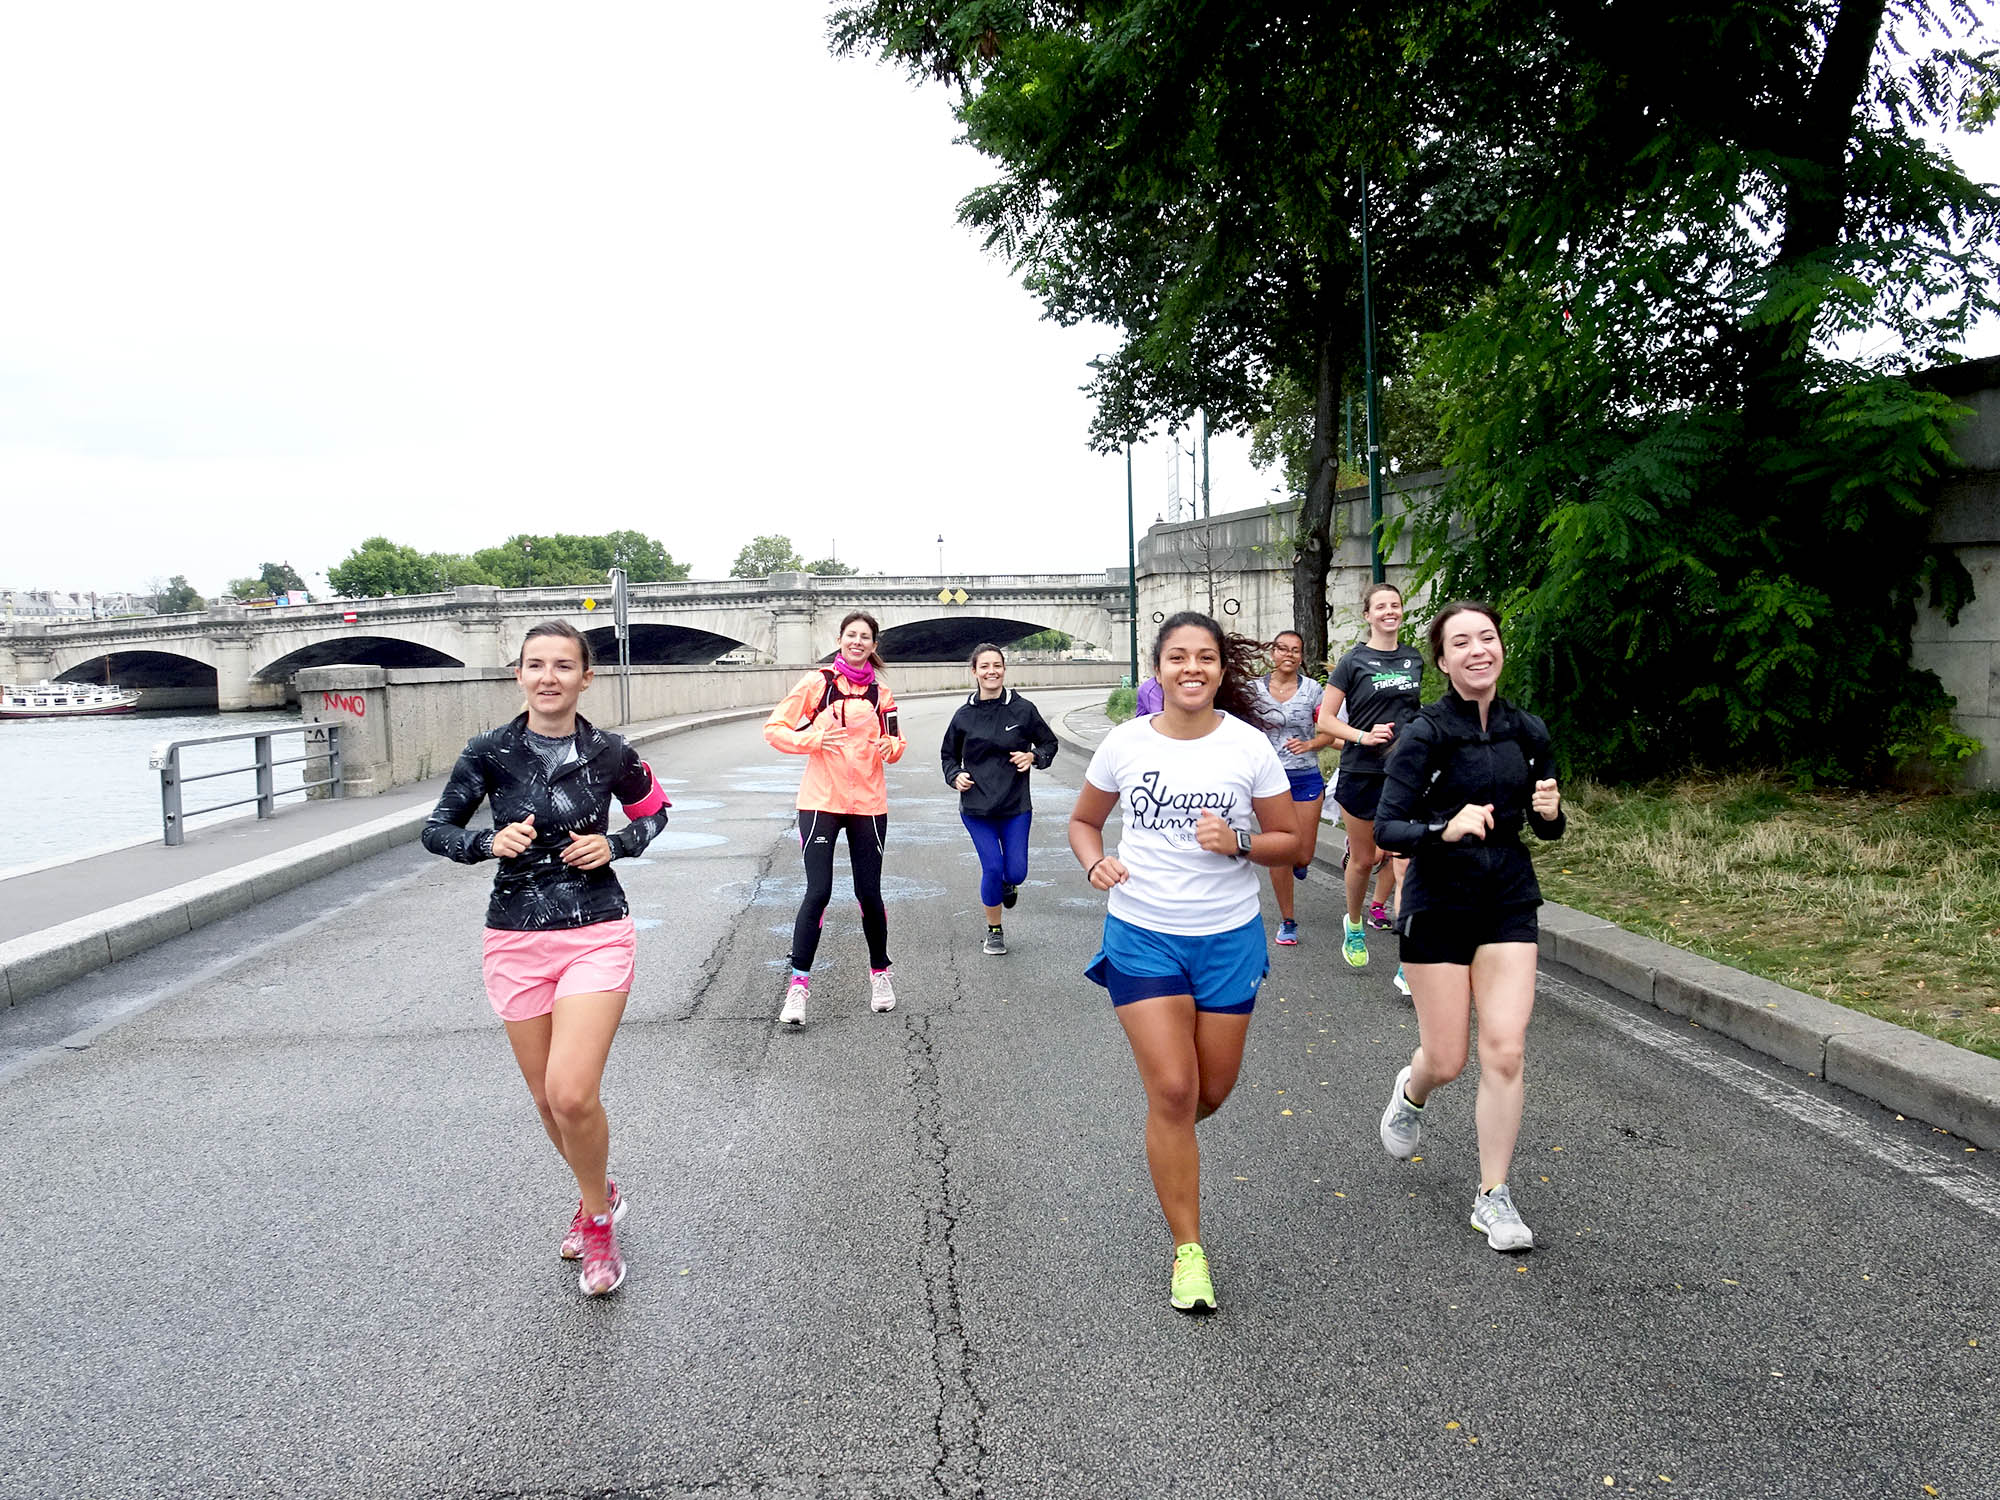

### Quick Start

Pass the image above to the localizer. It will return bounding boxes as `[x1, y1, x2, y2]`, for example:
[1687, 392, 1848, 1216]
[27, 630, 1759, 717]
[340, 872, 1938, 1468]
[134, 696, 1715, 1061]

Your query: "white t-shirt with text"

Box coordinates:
[1084, 712, 1291, 936]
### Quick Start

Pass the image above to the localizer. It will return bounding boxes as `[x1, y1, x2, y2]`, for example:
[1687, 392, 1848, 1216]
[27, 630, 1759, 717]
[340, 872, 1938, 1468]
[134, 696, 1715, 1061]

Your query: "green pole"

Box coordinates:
[1360, 173, 1386, 584]
[1126, 445, 1140, 688]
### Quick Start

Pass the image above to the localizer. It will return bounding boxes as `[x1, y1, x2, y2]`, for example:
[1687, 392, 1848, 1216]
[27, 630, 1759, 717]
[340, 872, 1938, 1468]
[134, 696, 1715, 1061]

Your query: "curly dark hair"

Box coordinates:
[1152, 611, 1276, 729]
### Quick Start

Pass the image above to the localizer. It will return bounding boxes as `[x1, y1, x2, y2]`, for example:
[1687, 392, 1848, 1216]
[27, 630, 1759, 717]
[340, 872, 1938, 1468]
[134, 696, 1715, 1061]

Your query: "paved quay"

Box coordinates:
[2, 690, 1996, 1499]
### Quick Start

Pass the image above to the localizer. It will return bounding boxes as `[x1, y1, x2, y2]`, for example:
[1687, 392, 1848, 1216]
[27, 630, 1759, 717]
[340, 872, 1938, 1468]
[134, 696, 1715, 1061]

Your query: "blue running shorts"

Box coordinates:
[1084, 913, 1269, 1015]
[1286, 766, 1326, 802]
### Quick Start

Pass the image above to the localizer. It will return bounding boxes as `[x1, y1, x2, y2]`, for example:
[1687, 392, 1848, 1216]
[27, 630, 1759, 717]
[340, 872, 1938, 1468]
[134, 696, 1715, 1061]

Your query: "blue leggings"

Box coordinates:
[961, 811, 1032, 908]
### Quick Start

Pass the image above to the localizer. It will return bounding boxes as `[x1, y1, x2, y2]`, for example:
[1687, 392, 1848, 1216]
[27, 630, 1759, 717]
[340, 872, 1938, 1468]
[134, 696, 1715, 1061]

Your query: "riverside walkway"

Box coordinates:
[1, 689, 1995, 1498]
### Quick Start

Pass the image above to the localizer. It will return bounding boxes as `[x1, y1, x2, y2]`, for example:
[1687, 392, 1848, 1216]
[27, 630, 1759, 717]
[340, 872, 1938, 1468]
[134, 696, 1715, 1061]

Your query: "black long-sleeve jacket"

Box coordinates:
[939, 688, 1059, 819]
[1373, 688, 1564, 916]
[421, 713, 670, 931]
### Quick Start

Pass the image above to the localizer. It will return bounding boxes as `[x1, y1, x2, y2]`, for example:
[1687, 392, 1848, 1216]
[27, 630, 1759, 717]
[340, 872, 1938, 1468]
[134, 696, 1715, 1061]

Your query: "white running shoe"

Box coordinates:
[1470, 1183, 1535, 1252]
[870, 968, 897, 1013]
[1379, 1064, 1424, 1158]
[1393, 964, 1411, 997]
[780, 975, 808, 1026]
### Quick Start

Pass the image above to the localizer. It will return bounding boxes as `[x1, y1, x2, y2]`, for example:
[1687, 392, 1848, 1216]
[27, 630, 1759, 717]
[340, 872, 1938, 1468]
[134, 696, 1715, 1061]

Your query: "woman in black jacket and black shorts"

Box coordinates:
[1371, 601, 1563, 1254]
[941, 643, 1058, 954]
[423, 619, 671, 1296]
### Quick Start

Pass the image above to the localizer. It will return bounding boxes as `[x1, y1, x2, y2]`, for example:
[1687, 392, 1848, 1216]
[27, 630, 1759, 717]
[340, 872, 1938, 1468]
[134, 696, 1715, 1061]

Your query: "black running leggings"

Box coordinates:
[790, 810, 891, 972]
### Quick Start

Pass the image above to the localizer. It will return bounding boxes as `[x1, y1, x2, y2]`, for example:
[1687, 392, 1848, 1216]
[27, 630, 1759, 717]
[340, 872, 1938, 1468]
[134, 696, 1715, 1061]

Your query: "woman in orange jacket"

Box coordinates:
[763, 610, 908, 1025]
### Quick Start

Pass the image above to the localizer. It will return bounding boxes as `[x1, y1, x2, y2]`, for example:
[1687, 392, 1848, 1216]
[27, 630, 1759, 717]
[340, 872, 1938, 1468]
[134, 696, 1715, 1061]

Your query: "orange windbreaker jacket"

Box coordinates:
[763, 669, 907, 815]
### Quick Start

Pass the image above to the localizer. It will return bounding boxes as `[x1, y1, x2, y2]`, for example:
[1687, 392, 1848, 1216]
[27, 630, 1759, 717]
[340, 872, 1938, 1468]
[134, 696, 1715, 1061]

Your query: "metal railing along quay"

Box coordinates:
[150, 724, 344, 846]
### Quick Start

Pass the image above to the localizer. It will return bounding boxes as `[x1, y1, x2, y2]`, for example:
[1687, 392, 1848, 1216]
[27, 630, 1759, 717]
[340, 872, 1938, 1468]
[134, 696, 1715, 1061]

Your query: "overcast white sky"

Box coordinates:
[1, 3, 1994, 598]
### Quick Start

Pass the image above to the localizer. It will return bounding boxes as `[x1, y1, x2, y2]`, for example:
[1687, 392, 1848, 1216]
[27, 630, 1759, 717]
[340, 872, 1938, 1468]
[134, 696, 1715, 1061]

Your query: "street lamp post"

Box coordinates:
[1360, 173, 1386, 584]
[937, 534, 944, 583]
[1126, 446, 1139, 689]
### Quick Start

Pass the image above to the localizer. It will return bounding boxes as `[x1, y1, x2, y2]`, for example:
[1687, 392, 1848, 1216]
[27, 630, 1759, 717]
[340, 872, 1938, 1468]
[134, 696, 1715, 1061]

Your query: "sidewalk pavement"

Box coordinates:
[1054, 702, 2000, 1150]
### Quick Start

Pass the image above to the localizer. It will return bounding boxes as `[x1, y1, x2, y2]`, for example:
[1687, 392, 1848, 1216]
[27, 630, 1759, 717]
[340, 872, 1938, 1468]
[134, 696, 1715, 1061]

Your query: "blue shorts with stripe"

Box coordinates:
[1084, 913, 1269, 1015]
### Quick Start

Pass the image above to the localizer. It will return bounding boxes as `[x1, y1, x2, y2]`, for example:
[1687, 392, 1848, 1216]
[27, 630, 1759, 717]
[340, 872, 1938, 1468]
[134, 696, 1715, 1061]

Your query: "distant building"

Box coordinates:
[0, 589, 158, 621]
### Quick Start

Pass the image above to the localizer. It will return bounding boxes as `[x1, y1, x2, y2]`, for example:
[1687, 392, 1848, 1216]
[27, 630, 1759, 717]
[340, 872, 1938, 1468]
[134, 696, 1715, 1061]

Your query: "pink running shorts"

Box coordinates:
[481, 917, 637, 1021]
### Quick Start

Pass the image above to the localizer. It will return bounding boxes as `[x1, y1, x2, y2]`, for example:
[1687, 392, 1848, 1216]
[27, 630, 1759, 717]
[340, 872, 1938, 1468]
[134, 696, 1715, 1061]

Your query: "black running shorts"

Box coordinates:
[1334, 772, 1385, 820]
[1399, 904, 1539, 967]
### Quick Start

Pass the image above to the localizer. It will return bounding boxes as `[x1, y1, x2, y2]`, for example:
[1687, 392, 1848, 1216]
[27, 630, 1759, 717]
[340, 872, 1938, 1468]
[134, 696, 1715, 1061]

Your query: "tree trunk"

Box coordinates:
[1291, 334, 1342, 670]
[1743, 0, 1888, 427]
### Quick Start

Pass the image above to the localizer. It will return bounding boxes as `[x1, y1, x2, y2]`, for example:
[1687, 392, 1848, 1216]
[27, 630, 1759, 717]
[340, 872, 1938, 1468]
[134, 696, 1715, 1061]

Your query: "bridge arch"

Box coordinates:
[580, 622, 748, 667]
[876, 615, 1071, 663]
[255, 636, 466, 682]
[56, 649, 219, 689]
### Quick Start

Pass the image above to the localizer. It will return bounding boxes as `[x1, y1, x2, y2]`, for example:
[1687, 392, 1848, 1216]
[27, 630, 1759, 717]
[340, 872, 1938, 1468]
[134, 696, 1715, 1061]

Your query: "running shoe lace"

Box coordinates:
[578, 1216, 624, 1295]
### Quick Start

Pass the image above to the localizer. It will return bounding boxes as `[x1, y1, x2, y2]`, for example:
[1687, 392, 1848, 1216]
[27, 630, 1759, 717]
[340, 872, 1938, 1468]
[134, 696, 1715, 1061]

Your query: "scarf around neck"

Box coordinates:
[832, 655, 877, 687]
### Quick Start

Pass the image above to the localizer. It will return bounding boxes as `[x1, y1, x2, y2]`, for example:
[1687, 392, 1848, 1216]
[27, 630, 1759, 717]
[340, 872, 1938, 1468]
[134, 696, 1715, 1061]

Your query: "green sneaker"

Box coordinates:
[1342, 916, 1370, 969]
[1170, 1242, 1216, 1313]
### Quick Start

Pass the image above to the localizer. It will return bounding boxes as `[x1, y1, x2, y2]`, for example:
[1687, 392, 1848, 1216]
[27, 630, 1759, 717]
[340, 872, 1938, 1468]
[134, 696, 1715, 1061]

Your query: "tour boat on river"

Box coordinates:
[2, 681, 141, 718]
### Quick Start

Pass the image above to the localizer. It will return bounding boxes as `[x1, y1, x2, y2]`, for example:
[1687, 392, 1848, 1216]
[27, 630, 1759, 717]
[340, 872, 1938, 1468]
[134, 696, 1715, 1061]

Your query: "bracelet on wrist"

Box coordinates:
[1086, 856, 1107, 881]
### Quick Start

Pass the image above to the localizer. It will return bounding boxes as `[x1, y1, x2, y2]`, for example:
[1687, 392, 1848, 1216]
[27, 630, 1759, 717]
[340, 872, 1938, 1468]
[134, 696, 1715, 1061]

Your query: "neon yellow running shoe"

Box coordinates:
[1342, 916, 1370, 969]
[1170, 1242, 1216, 1313]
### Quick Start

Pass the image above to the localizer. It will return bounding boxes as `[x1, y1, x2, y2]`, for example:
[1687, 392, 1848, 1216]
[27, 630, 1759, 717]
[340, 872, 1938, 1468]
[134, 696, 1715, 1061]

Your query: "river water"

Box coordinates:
[0, 707, 308, 877]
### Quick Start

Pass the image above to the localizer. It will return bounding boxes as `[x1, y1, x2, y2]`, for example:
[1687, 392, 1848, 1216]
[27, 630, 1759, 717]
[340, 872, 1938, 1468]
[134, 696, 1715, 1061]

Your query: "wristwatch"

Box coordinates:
[1235, 829, 1253, 858]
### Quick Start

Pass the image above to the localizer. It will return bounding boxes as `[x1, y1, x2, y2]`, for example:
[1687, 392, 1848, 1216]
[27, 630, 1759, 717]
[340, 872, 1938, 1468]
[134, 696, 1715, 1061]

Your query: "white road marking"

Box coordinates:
[1538, 970, 2000, 1223]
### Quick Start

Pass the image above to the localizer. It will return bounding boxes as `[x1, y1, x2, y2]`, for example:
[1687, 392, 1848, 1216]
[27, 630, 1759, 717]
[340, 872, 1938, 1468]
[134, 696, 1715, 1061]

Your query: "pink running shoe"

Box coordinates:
[561, 1179, 627, 1260]
[576, 1212, 626, 1296]
[1367, 901, 1393, 930]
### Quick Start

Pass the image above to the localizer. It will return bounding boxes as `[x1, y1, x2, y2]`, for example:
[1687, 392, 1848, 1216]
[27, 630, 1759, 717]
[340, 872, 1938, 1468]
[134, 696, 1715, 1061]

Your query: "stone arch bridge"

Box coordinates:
[0, 573, 1131, 710]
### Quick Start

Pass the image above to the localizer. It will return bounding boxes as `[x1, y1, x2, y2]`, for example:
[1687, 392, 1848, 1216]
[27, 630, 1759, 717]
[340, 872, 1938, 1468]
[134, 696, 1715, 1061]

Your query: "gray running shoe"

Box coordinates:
[1470, 1183, 1535, 1252]
[983, 926, 1007, 956]
[1379, 1065, 1424, 1158]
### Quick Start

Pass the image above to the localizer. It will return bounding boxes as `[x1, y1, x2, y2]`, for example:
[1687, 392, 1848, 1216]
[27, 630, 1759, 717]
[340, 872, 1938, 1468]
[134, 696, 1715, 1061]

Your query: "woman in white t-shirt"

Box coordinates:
[1068, 610, 1298, 1315]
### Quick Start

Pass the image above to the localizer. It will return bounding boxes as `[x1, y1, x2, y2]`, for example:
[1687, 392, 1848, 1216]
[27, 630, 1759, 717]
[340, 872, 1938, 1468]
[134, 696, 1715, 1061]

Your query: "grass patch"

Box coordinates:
[1541, 774, 2000, 1060]
[1106, 685, 1135, 724]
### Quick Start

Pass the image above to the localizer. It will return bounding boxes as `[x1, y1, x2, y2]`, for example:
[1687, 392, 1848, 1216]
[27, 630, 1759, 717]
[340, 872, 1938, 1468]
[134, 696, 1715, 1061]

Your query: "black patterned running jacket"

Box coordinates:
[421, 713, 670, 931]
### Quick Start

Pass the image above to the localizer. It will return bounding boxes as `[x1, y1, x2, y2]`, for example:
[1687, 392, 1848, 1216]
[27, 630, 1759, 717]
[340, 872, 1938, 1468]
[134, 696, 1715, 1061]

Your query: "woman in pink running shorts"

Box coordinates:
[422, 619, 671, 1296]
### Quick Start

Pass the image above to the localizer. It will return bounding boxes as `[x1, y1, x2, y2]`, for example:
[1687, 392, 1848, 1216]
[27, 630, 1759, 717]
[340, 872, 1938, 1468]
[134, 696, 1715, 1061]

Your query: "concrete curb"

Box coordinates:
[2, 687, 1118, 1013]
[1052, 702, 2000, 1150]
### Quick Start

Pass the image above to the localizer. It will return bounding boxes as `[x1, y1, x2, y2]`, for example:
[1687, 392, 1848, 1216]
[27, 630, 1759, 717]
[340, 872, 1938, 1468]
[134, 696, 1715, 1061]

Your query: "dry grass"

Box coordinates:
[1538, 774, 2000, 1060]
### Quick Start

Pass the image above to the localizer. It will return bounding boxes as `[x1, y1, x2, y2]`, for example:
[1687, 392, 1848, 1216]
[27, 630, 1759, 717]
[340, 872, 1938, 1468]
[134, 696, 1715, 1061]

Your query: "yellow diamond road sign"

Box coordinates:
[936, 588, 952, 603]
[953, 588, 968, 604]
[582, 597, 597, 611]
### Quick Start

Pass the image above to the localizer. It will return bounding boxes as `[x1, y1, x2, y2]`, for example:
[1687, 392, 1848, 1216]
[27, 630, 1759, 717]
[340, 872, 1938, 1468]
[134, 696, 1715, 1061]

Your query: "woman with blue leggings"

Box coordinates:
[940, 644, 1059, 955]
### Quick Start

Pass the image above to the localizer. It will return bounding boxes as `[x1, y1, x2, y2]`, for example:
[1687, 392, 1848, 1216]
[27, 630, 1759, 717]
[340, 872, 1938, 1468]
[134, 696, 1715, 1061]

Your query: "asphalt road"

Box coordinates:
[2, 688, 1995, 1500]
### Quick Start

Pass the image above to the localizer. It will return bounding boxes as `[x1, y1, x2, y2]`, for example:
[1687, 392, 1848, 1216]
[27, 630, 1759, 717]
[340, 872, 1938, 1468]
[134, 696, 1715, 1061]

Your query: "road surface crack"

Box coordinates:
[905, 991, 989, 1499]
[671, 835, 785, 1023]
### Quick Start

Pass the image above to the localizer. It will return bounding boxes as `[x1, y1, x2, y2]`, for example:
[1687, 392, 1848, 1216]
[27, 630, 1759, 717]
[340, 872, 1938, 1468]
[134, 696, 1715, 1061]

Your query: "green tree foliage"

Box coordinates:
[470, 531, 690, 587]
[328, 538, 452, 598]
[329, 532, 687, 597]
[830, 0, 1521, 667]
[731, 535, 805, 578]
[1016, 628, 1073, 652]
[1398, 0, 1998, 782]
[225, 561, 309, 599]
[803, 557, 860, 576]
[261, 561, 307, 595]
[149, 575, 204, 614]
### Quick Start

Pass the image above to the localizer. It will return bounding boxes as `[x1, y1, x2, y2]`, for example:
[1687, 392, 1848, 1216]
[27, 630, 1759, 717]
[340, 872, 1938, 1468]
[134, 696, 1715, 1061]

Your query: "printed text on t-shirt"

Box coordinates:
[1128, 770, 1232, 842]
